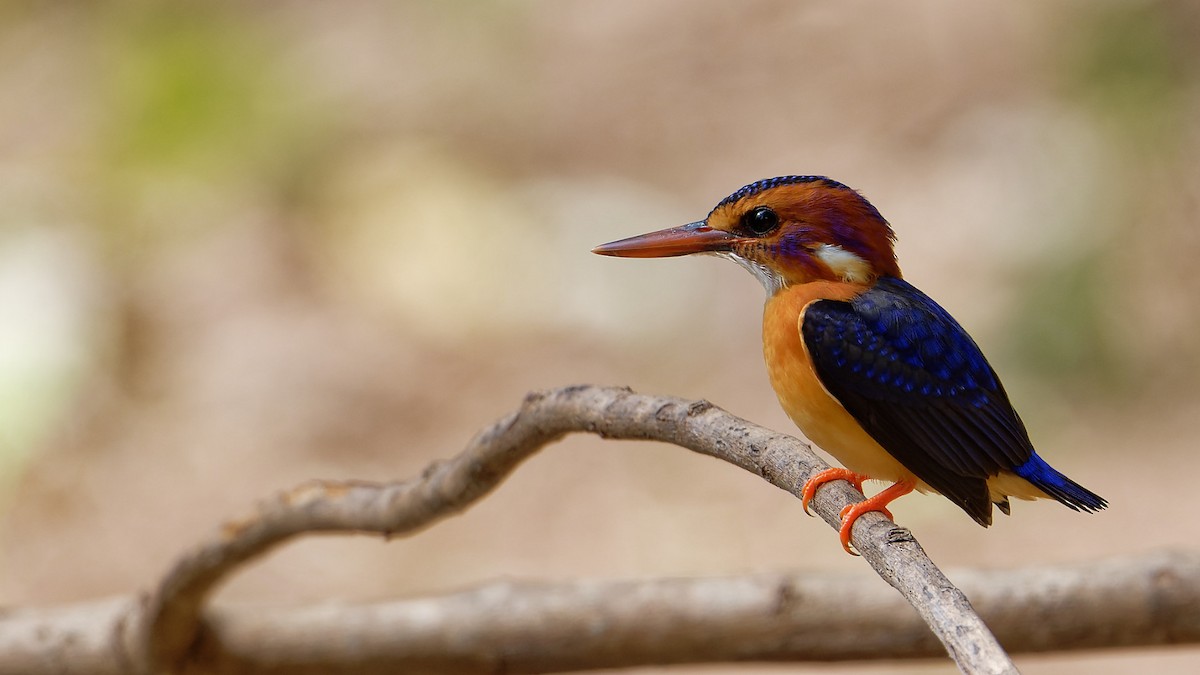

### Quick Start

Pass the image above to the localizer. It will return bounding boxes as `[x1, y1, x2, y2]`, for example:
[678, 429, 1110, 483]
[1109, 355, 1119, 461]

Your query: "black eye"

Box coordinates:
[741, 206, 780, 236]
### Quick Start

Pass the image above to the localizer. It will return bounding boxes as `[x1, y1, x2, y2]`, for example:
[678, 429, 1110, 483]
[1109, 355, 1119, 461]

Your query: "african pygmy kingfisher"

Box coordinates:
[594, 176, 1106, 554]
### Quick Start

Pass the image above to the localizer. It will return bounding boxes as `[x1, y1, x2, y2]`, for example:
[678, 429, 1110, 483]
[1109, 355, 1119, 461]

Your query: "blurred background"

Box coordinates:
[2, 1, 1198, 673]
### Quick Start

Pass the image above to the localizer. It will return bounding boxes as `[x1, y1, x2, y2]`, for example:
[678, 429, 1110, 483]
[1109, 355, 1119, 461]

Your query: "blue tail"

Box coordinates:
[1014, 453, 1107, 512]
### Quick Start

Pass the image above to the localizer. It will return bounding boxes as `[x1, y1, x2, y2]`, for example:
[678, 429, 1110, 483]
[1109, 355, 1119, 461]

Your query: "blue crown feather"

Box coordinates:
[712, 175, 852, 213]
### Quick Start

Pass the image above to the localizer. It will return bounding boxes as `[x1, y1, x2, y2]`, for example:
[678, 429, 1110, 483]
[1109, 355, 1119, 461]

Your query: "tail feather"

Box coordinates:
[1014, 453, 1107, 512]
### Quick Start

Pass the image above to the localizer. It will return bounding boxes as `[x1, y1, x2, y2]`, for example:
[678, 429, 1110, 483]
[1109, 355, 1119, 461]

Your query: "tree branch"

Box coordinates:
[197, 550, 1200, 668]
[114, 384, 1016, 674]
[4, 551, 1198, 674]
[185, 550, 1200, 669]
[6, 381, 1199, 671]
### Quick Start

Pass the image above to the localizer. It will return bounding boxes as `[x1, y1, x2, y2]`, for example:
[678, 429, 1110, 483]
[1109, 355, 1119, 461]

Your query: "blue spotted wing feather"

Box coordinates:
[801, 277, 1104, 525]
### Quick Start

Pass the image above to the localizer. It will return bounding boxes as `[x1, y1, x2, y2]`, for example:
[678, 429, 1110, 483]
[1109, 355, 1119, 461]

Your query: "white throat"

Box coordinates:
[715, 252, 787, 296]
[716, 244, 872, 296]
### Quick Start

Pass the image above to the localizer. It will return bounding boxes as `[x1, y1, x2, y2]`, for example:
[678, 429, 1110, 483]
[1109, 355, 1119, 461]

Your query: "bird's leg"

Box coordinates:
[838, 480, 916, 555]
[801, 468, 868, 515]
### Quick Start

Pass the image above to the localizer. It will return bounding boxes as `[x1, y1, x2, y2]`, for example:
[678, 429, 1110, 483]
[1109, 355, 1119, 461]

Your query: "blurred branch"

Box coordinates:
[126, 385, 1018, 673]
[8, 384, 1093, 673]
[2, 550, 1197, 674]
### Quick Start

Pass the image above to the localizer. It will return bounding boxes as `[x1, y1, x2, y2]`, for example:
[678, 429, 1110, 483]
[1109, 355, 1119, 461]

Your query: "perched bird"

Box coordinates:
[593, 176, 1106, 554]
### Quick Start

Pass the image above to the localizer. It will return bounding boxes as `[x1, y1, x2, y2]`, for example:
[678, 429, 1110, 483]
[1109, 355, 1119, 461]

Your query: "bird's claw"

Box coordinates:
[801, 468, 867, 515]
[837, 502, 894, 555]
[834, 480, 916, 555]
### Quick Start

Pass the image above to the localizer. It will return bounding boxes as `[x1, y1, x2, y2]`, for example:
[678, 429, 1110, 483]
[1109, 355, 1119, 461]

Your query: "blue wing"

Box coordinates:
[801, 277, 1033, 525]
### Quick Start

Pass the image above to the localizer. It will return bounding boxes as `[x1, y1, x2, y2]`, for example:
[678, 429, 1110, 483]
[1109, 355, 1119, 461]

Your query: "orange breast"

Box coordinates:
[762, 282, 925, 487]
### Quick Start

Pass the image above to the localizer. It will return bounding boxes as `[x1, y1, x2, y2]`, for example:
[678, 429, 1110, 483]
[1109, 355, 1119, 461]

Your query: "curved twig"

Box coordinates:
[128, 385, 1015, 673]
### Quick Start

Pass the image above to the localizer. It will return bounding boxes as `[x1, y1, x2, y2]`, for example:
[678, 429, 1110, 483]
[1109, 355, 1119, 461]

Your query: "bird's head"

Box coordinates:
[593, 176, 900, 294]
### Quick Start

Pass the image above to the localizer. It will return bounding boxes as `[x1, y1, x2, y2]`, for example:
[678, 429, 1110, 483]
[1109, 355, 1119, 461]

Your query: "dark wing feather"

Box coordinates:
[800, 276, 1034, 526]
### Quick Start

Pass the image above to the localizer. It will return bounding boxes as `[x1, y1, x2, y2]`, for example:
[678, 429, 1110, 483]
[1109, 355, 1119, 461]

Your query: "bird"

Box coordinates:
[593, 175, 1106, 554]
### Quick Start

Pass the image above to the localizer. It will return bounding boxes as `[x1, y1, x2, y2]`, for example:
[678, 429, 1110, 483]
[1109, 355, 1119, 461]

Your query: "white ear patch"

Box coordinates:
[814, 244, 871, 284]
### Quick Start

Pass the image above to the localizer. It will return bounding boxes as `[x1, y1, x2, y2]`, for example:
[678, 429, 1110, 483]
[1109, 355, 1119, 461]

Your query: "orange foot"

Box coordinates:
[836, 480, 916, 556]
[801, 468, 868, 515]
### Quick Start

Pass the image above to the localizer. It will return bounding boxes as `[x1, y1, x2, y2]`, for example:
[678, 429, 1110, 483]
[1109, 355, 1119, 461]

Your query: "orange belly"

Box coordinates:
[763, 282, 926, 488]
[762, 282, 1049, 503]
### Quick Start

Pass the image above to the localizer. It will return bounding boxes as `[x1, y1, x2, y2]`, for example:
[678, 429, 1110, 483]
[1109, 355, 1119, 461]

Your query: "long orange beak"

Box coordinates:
[592, 221, 738, 258]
